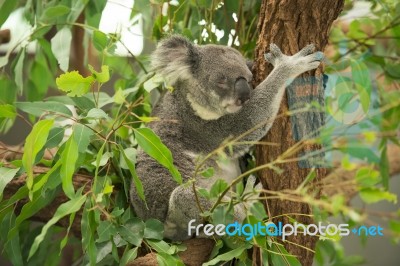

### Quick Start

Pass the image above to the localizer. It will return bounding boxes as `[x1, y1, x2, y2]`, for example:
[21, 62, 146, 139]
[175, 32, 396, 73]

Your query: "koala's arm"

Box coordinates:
[217, 44, 323, 154]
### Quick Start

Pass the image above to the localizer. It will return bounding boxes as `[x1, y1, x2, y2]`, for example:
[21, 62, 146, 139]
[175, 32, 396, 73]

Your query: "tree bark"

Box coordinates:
[253, 1, 344, 265]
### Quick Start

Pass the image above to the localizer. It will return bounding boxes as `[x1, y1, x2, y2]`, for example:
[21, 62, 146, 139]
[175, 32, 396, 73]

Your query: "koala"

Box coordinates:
[130, 35, 324, 241]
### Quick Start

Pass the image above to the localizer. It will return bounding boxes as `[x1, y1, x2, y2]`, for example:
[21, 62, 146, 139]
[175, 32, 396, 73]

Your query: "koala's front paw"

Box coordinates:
[293, 44, 324, 73]
[264, 43, 324, 75]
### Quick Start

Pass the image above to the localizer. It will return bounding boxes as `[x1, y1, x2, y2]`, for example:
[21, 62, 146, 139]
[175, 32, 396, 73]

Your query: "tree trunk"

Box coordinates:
[253, 1, 344, 265]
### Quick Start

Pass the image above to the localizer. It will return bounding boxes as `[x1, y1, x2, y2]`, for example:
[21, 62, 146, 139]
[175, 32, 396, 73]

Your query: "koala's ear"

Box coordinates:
[151, 35, 199, 85]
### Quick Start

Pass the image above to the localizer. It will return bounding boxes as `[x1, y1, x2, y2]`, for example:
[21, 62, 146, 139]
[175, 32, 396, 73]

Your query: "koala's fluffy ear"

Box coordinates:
[151, 35, 199, 85]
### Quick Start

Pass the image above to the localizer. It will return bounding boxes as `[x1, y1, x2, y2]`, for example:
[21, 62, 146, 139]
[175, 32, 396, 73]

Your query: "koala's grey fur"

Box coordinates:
[130, 35, 324, 241]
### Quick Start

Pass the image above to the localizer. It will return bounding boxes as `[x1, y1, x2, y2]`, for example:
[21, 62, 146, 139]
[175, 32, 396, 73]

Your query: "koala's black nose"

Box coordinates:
[234, 78, 251, 105]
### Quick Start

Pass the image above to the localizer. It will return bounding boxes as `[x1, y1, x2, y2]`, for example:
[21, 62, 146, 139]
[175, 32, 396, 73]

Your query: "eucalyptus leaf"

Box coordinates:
[14, 49, 25, 94]
[51, 27, 72, 72]
[72, 123, 94, 152]
[119, 247, 138, 266]
[22, 119, 54, 194]
[119, 145, 145, 202]
[144, 219, 164, 240]
[0, 212, 23, 266]
[134, 128, 182, 184]
[16, 101, 72, 117]
[28, 193, 87, 259]
[41, 5, 70, 21]
[45, 127, 65, 148]
[0, 104, 16, 118]
[0, 167, 20, 200]
[86, 108, 109, 119]
[203, 246, 248, 266]
[60, 136, 79, 199]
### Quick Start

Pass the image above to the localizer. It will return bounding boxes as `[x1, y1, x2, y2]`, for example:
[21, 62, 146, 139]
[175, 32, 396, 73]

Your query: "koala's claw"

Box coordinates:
[269, 43, 283, 57]
[264, 52, 274, 63]
[314, 51, 324, 61]
[264, 43, 283, 66]
[297, 44, 316, 57]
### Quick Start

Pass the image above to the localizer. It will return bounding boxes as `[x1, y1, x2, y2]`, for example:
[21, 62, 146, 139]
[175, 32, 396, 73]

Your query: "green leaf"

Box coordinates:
[72, 123, 94, 152]
[60, 136, 79, 199]
[250, 202, 268, 221]
[0, 212, 23, 266]
[0, 0, 18, 27]
[32, 160, 62, 193]
[209, 239, 223, 260]
[95, 241, 112, 263]
[92, 151, 113, 166]
[93, 30, 108, 51]
[89, 65, 110, 83]
[380, 145, 389, 190]
[359, 188, 397, 204]
[203, 246, 247, 266]
[119, 147, 137, 169]
[28, 192, 87, 260]
[60, 212, 77, 253]
[0, 104, 16, 118]
[351, 59, 371, 113]
[0, 75, 16, 104]
[144, 219, 164, 240]
[45, 127, 65, 148]
[97, 220, 118, 243]
[114, 89, 125, 104]
[119, 247, 138, 266]
[143, 75, 164, 92]
[343, 145, 380, 163]
[118, 218, 145, 246]
[212, 204, 234, 225]
[270, 243, 302, 266]
[200, 167, 214, 178]
[389, 220, 400, 234]
[86, 108, 109, 119]
[0, 167, 20, 200]
[147, 239, 171, 253]
[41, 5, 70, 20]
[56, 71, 95, 96]
[86, 1, 108, 28]
[119, 145, 145, 202]
[22, 119, 54, 194]
[67, 0, 87, 23]
[82, 198, 97, 265]
[72, 96, 96, 112]
[210, 179, 229, 198]
[156, 252, 184, 266]
[14, 48, 25, 94]
[8, 188, 57, 240]
[134, 128, 182, 184]
[355, 167, 380, 187]
[51, 27, 72, 72]
[16, 101, 72, 117]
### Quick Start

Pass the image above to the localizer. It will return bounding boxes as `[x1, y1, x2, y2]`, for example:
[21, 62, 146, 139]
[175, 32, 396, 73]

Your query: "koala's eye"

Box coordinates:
[217, 75, 228, 88]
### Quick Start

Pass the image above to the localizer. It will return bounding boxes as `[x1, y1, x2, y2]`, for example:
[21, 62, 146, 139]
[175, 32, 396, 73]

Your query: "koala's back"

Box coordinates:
[130, 92, 198, 221]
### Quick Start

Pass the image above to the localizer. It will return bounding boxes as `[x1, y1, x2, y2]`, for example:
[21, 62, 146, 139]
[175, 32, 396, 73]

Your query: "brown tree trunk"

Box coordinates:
[253, 1, 344, 265]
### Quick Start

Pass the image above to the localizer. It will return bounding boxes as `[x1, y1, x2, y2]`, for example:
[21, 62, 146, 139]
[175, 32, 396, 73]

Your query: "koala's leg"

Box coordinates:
[163, 185, 210, 241]
[164, 176, 262, 241]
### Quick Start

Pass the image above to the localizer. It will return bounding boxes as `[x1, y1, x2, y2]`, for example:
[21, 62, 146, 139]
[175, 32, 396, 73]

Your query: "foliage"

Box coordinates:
[0, 0, 399, 265]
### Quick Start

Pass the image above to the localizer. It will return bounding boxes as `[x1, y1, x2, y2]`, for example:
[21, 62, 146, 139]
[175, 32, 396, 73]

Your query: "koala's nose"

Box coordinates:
[234, 78, 251, 105]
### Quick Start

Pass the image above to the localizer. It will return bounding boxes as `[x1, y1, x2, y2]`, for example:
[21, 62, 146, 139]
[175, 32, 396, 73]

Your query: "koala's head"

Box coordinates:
[151, 35, 253, 120]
